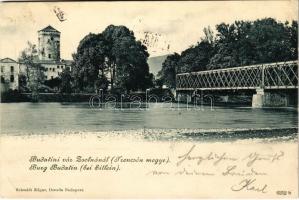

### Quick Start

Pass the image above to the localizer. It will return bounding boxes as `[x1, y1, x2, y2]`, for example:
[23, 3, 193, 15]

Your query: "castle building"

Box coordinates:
[38, 25, 61, 62]
[0, 25, 72, 92]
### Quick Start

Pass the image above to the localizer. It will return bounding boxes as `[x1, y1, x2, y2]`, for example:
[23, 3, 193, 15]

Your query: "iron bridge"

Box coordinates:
[176, 61, 298, 91]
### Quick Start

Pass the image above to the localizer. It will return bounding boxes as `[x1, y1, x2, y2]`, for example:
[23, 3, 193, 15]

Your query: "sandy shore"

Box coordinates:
[0, 128, 298, 198]
[3, 127, 298, 143]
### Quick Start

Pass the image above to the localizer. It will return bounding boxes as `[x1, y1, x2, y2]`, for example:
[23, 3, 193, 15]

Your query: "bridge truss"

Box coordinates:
[176, 61, 298, 91]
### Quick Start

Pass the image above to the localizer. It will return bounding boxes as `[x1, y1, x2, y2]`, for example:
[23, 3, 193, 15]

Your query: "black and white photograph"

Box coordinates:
[0, 1, 298, 198]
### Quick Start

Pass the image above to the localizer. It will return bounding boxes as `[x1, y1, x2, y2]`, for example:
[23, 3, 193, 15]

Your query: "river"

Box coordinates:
[0, 102, 297, 135]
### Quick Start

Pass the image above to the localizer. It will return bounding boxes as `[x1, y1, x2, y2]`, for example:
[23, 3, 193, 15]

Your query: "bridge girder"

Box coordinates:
[176, 61, 298, 91]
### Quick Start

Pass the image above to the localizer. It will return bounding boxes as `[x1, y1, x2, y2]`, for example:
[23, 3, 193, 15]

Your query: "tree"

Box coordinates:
[19, 42, 46, 100]
[18, 74, 27, 92]
[102, 25, 152, 91]
[72, 25, 153, 93]
[178, 40, 214, 73]
[249, 18, 294, 63]
[207, 22, 239, 69]
[72, 33, 108, 92]
[288, 20, 298, 59]
[59, 69, 73, 93]
[157, 18, 298, 88]
[207, 18, 298, 69]
[157, 53, 180, 89]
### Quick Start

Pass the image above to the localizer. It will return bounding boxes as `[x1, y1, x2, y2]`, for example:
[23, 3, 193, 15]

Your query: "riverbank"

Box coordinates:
[3, 127, 297, 143]
[0, 91, 92, 103]
[0, 127, 297, 198]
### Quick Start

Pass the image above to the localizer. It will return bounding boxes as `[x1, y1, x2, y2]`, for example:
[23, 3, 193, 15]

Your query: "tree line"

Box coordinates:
[157, 18, 298, 89]
[19, 25, 154, 95]
[18, 18, 297, 96]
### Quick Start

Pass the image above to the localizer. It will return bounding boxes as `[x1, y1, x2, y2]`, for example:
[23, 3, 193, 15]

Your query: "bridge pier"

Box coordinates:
[176, 92, 192, 103]
[252, 88, 290, 108]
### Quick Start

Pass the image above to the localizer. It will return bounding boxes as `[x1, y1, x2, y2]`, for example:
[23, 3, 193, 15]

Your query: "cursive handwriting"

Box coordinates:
[231, 178, 268, 193]
[176, 145, 237, 166]
[175, 168, 215, 176]
[242, 151, 284, 167]
[222, 165, 267, 176]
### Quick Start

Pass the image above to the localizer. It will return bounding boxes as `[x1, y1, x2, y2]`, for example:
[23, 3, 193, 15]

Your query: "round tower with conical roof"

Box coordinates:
[38, 25, 61, 62]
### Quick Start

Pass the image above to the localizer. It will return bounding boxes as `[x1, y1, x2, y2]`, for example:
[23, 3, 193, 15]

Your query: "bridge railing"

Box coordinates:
[176, 61, 298, 90]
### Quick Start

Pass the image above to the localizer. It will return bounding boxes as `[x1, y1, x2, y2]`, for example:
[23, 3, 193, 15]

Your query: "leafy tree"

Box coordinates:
[102, 25, 152, 91]
[179, 40, 214, 72]
[207, 18, 298, 69]
[157, 53, 180, 89]
[249, 18, 294, 63]
[288, 20, 298, 59]
[19, 42, 46, 100]
[18, 74, 27, 92]
[207, 23, 239, 69]
[72, 33, 108, 92]
[59, 69, 73, 93]
[72, 25, 153, 93]
[158, 18, 297, 88]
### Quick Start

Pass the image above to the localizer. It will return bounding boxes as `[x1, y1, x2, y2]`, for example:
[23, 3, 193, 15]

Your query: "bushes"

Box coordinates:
[0, 90, 30, 102]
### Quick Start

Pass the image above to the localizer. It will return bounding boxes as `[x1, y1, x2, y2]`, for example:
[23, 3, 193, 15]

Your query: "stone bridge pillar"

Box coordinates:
[252, 88, 290, 108]
[176, 91, 192, 103]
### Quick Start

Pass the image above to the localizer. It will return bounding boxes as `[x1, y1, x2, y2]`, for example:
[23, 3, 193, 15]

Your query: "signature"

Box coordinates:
[176, 145, 237, 166]
[231, 178, 268, 193]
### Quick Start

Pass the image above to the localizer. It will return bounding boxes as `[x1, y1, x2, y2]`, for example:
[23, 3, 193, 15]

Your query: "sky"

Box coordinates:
[0, 1, 297, 60]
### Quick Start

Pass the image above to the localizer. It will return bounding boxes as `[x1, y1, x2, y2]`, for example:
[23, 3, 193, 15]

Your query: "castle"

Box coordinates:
[0, 25, 72, 92]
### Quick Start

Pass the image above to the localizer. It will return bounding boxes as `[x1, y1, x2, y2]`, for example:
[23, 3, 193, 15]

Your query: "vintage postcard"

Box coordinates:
[0, 1, 298, 198]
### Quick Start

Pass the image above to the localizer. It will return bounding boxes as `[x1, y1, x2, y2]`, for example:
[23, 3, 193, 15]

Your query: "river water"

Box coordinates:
[0, 102, 297, 135]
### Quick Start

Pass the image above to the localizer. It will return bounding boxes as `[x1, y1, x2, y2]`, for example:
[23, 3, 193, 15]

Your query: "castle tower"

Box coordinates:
[38, 25, 60, 62]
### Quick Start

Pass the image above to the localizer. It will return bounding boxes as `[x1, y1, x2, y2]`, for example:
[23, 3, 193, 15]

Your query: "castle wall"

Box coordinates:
[42, 63, 69, 80]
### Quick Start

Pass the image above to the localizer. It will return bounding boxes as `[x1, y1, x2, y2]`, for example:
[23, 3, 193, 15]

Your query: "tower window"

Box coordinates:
[10, 75, 14, 82]
[1, 66, 4, 73]
[57, 65, 60, 69]
[51, 37, 54, 41]
[10, 66, 14, 72]
[48, 54, 51, 59]
[53, 68, 55, 72]
[1, 76, 5, 83]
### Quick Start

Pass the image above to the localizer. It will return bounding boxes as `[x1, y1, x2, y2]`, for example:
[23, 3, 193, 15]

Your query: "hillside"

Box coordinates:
[147, 54, 169, 76]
